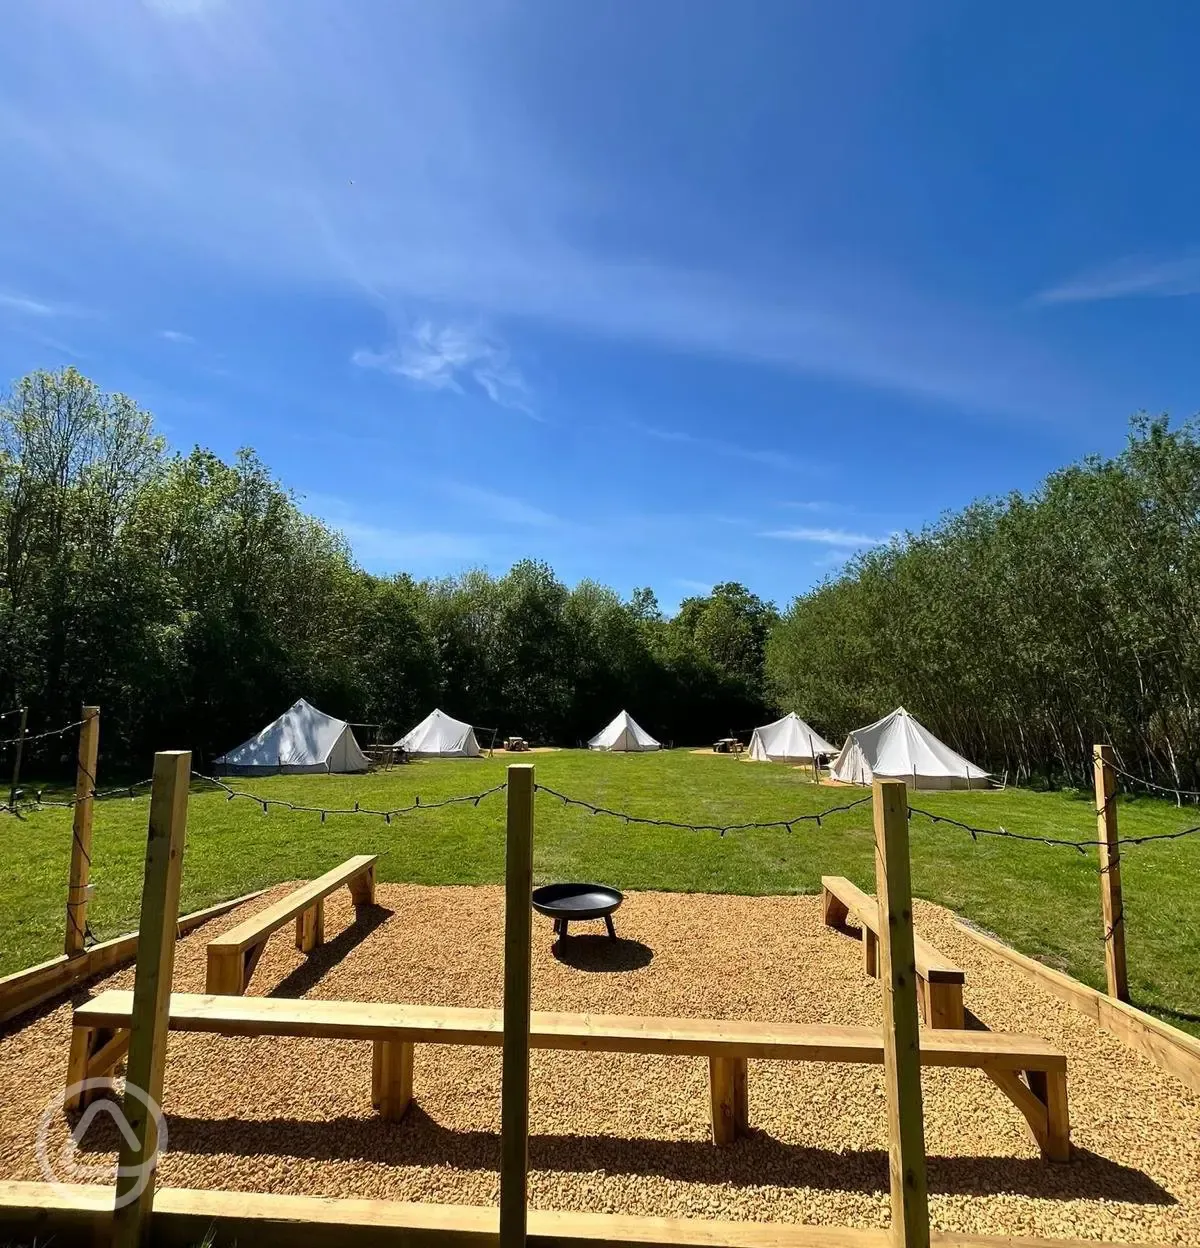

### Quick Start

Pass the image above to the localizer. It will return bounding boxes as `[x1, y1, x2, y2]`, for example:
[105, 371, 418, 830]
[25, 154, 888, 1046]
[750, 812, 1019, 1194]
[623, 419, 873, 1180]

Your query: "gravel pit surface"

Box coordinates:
[2, 885, 1198, 1244]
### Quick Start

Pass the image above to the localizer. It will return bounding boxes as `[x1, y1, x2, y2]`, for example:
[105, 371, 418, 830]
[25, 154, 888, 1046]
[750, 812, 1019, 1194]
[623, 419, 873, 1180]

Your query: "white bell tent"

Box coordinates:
[748, 712, 837, 763]
[396, 708, 481, 757]
[829, 706, 989, 790]
[215, 699, 369, 775]
[588, 710, 661, 752]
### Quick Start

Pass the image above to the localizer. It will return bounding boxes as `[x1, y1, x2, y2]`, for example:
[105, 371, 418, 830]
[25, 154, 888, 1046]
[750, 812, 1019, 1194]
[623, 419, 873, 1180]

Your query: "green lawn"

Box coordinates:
[3, 749, 1198, 1037]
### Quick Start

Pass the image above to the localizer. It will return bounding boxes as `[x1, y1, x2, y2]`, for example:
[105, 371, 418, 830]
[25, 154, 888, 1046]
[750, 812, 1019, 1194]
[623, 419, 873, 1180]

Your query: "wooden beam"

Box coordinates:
[112, 749, 191, 1248]
[0, 1181, 1178, 1248]
[821, 877, 965, 986]
[872, 778, 929, 1248]
[708, 1056, 748, 1145]
[206, 855, 377, 993]
[1093, 744, 1128, 1002]
[863, 928, 879, 978]
[822, 882, 850, 927]
[501, 763, 535, 1248]
[349, 860, 376, 906]
[77, 989, 1067, 1070]
[1026, 1069, 1070, 1162]
[64, 705, 100, 956]
[955, 919, 1200, 1095]
[372, 1039, 415, 1121]
[8, 705, 26, 811]
[296, 899, 325, 954]
[924, 981, 965, 1030]
[0, 890, 265, 1026]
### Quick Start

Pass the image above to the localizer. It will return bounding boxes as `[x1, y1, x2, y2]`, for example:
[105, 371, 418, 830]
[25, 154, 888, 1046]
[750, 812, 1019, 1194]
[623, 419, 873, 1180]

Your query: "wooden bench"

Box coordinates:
[822, 875, 966, 1028]
[69, 990, 1070, 1159]
[205, 855, 377, 996]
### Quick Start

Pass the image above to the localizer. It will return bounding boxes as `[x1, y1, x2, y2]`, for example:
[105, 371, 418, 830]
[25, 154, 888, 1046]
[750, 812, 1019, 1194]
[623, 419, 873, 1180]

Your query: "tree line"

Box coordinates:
[7, 368, 1196, 788]
[768, 414, 1200, 789]
[0, 369, 777, 772]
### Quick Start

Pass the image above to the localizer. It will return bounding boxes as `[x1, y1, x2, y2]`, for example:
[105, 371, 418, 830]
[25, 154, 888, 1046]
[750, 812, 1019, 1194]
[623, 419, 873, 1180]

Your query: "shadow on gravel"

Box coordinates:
[266, 904, 394, 998]
[551, 935, 654, 972]
[121, 1109, 1173, 1205]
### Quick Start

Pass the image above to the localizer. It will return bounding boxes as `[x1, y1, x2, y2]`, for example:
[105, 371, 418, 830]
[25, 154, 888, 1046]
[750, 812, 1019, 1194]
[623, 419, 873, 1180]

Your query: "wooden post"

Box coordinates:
[500, 764, 534, 1248]
[708, 1056, 749, 1145]
[372, 1039, 414, 1121]
[295, 900, 325, 953]
[873, 777, 930, 1248]
[65, 706, 100, 957]
[111, 750, 191, 1248]
[1094, 744, 1129, 1002]
[8, 706, 26, 810]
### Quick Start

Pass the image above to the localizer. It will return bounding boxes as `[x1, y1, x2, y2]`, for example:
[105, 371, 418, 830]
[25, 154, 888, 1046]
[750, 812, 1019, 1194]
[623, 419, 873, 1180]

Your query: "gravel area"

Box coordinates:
[2, 885, 1198, 1244]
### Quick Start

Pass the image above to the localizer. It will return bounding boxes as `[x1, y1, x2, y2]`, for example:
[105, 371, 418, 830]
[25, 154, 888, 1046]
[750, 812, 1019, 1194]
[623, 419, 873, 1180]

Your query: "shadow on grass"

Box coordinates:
[265, 904, 394, 998]
[551, 934, 653, 972]
[73, 1107, 1174, 1205]
[1136, 1001, 1200, 1027]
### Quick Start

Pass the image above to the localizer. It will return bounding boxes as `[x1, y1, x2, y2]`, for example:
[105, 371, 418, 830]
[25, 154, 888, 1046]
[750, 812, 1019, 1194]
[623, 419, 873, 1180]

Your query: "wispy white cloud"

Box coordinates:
[0, 291, 66, 317]
[630, 422, 799, 470]
[335, 518, 486, 565]
[1036, 253, 1200, 304]
[0, 4, 1092, 426]
[759, 526, 884, 548]
[158, 328, 196, 344]
[353, 321, 533, 414]
[303, 492, 486, 568]
[27, 334, 87, 360]
[439, 481, 559, 528]
[143, 0, 219, 14]
[673, 577, 712, 594]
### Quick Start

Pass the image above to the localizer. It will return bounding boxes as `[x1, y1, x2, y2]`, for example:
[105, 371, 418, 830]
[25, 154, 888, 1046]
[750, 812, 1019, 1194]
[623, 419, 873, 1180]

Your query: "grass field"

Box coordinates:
[2, 749, 1198, 1037]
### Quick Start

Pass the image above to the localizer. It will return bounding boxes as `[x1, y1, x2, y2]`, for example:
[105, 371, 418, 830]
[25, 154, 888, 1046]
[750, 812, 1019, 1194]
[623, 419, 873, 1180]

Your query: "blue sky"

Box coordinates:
[1, 1, 1198, 611]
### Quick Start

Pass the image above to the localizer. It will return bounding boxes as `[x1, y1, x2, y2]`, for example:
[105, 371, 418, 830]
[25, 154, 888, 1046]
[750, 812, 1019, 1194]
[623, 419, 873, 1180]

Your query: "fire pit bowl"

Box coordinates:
[532, 882, 623, 941]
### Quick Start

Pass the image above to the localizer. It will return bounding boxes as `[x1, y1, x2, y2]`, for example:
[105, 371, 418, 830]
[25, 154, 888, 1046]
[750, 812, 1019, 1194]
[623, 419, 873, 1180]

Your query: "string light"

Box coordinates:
[190, 772, 509, 822]
[532, 783, 871, 836]
[0, 716, 88, 749]
[907, 805, 1200, 855]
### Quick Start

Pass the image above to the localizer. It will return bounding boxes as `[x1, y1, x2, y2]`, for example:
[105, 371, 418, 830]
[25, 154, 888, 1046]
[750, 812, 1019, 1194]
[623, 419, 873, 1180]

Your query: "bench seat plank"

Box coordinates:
[75, 990, 1063, 1070]
[205, 856, 378, 995]
[210, 855, 378, 955]
[72, 990, 1068, 1156]
[822, 876, 964, 984]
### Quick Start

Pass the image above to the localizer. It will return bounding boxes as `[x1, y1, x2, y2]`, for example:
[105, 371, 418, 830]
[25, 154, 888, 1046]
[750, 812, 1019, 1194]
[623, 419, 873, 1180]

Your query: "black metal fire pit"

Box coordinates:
[532, 882, 623, 941]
